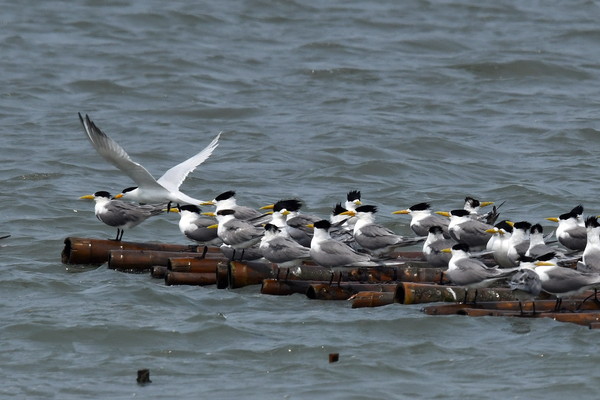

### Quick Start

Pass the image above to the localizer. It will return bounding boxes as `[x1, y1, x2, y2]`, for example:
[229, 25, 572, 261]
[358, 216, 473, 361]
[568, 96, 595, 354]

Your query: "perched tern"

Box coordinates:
[308, 220, 375, 270]
[437, 209, 494, 250]
[423, 225, 456, 268]
[79, 113, 220, 206]
[285, 200, 321, 248]
[392, 202, 450, 238]
[463, 196, 501, 225]
[342, 190, 362, 229]
[201, 190, 264, 221]
[442, 243, 517, 303]
[344, 205, 424, 257]
[577, 216, 600, 274]
[526, 223, 565, 260]
[546, 205, 587, 251]
[530, 258, 600, 311]
[505, 221, 532, 267]
[485, 220, 513, 267]
[80, 191, 165, 241]
[173, 204, 221, 257]
[259, 223, 312, 269]
[210, 209, 263, 260]
[509, 264, 542, 315]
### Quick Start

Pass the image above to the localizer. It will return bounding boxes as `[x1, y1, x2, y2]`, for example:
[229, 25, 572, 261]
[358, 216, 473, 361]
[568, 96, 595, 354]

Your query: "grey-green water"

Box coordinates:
[2, 0, 600, 398]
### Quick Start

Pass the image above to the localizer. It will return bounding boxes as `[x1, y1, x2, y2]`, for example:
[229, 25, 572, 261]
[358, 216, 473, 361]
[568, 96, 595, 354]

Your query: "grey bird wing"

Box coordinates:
[542, 268, 600, 294]
[356, 224, 401, 249]
[157, 132, 220, 192]
[101, 201, 162, 227]
[79, 113, 164, 191]
[287, 214, 320, 231]
[263, 237, 311, 263]
[222, 220, 263, 244]
[313, 240, 371, 266]
[447, 259, 508, 286]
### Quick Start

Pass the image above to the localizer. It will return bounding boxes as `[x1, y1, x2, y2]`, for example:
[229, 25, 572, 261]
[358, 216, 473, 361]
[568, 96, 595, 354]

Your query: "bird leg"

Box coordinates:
[518, 301, 524, 316]
[531, 301, 537, 316]
[462, 289, 468, 304]
[337, 271, 342, 286]
[285, 268, 290, 281]
[554, 297, 562, 312]
[114, 229, 124, 241]
[328, 272, 334, 286]
[439, 271, 444, 285]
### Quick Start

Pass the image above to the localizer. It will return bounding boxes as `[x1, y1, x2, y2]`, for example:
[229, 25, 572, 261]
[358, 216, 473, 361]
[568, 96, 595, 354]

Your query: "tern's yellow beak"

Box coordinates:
[202, 212, 216, 217]
[164, 208, 179, 213]
[114, 193, 124, 199]
[535, 261, 555, 266]
[79, 194, 95, 200]
[480, 201, 494, 207]
[441, 248, 452, 253]
[435, 211, 451, 217]
[206, 224, 219, 229]
[340, 210, 356, 216]
[392, 209, 410, 215]
[505, 221, 514, 227]
[485, 228, 499, 234]
[260, 204, 275, 210]
[306, 223, 315, 228]
[545, 217, 559, 223]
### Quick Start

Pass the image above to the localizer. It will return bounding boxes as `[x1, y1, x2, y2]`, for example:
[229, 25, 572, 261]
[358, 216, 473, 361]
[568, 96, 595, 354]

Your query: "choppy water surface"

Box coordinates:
[2, 0, 600, 398]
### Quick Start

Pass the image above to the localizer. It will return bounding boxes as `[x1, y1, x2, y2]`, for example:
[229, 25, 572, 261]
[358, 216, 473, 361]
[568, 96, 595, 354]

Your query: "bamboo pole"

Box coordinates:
[306, 283, 397, 301]
[61, 236, 219, 265]
[260, 279, 315, 296]
[216, 262, 229, 289]
[164, 271, 217, 286]
[396, 282, 517, 305]
[108, 250, 224, 272]
[351, 291, 396, 308]
[168, 257, 221, 273]
[151, 266, 168, 279]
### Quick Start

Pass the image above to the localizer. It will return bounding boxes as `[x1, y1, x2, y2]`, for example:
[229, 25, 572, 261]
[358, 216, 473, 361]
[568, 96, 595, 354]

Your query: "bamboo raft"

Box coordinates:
[61, 237, 600, 328]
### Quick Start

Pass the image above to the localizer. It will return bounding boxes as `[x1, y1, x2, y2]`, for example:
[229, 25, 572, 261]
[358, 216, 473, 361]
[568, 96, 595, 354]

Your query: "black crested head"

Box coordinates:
[273, 199, 302, 212]
[518, 255, 537, 263]
[513, 221, 532, 231]
[216, 209, 236, 216]
[347, 190, 361, 201]
[428, 225, 444, 235]
[409, 202, 431, 211]
[215, 190, 236, 201]
[180, 204, 201, 214]
[264, 223, 280, 233]
[452, 243, 470, 252]
[464, 196, 480, 207]
[94, 191, 111, 198]
[585, 216, 600, 228]
[495, 220, 513, 233]
[450, 209, 471, 217]
[332, 203, 347, 215]
[536, 252, 556, 262]
[570, 204, 584, 216]
[356, 205, 378, 214]
[121, 186, 137, 194]
[558, 211, 573, 220]
[314, 220, 332, 230]
[530, 223, 543, 234]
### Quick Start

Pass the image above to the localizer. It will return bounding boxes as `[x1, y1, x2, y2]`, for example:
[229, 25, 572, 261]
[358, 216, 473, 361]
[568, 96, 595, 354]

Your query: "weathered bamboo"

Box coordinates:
[61, 236, 218, 265]
[396, 282, 517, 305]
[260, 279, 316, 296]
[306, 283, 397, 301]
[168, 257, 221, 273]
[228, 261, 279, 288]
[216, 262, 230, 289]
[151, 266, 168, 279]
[164, 271, 217, 286]
[108, 250, 224, 272]
[442, 306, 600, 327]
[351, 291, 396, 308]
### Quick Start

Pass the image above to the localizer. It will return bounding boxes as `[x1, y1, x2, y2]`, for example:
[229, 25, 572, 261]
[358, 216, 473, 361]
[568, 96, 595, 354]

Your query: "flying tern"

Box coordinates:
[79, 113, 220, 207]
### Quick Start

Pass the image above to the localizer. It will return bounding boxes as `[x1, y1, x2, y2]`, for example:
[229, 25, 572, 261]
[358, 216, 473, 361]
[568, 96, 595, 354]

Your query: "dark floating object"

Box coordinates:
[136, 369, 151, 384]
[329, 353, 339, 363]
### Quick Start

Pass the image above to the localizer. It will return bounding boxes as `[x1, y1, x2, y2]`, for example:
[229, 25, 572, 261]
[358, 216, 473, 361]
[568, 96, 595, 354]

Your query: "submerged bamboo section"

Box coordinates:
[108, 249, 225, 272]
[422, 298, 600, 327]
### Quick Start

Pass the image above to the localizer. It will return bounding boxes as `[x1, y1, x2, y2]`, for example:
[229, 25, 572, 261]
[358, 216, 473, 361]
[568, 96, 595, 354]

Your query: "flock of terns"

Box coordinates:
[78, 113, 600, 312]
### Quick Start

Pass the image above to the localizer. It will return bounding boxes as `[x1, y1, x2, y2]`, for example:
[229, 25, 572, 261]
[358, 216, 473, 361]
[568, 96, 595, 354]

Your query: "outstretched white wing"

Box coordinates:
[79, 113, 164, 191]
[157, 131, 221, 192]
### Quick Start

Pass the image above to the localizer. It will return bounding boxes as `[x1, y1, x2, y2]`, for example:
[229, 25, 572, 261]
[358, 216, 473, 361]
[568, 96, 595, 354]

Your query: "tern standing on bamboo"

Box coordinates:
[80, 191, 165, 241]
